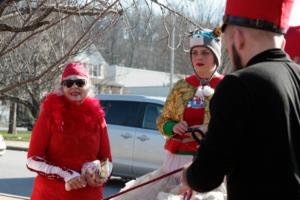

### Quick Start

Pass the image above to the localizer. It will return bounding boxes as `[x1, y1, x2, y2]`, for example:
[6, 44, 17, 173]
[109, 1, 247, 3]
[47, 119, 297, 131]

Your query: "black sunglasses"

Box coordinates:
[62, 79, 86, 88]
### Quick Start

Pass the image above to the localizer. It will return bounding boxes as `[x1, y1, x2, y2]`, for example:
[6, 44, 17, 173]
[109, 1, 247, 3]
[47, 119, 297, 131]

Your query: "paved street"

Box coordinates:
[0, 150, 34, 198]
[0, 150, 125, 199]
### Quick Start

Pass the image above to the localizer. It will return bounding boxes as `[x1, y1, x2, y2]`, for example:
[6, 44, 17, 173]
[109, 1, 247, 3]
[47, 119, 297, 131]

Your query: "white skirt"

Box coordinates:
[111, 152, 226, 200]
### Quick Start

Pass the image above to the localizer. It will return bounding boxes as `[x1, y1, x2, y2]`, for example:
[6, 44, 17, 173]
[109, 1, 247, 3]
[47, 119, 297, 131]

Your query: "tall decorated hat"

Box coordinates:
[222, 0, 295, 34]
[190, 28, 222, 66]
[285, 26, 300, 59]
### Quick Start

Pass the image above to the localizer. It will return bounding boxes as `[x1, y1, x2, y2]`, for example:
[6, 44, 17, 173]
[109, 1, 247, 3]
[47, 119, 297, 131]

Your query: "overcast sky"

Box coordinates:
[156, 0, 299, 26]
[118, 0, 225, 24]
[121, 0, 299, 26]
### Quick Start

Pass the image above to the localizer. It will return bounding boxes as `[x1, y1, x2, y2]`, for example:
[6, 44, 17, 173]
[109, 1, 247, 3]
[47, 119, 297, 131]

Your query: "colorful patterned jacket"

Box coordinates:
[157, 74, 223, 155]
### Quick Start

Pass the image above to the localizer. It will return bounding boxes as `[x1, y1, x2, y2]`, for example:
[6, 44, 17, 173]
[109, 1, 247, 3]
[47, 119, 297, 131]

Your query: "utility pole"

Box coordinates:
[170, 15, 176, 91]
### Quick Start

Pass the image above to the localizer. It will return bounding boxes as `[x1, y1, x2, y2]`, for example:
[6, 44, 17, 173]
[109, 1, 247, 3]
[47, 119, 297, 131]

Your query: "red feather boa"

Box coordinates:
[40, 93, 105, 135]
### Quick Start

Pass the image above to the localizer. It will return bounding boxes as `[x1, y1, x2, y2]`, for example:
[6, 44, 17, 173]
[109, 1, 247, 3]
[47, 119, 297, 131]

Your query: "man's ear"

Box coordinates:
[234, 28, 246, 51]
[281, 38, 286, 49]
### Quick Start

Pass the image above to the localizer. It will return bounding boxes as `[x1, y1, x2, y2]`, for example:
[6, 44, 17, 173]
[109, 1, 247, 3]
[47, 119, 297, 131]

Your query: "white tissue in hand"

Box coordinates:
[100, 159, 111, 178]
[82, 159, 112, 179]
[82, 160, 101, 176]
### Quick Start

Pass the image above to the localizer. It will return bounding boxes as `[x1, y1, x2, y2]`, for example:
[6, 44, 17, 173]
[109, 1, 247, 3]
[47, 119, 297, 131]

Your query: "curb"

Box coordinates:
[6, 146, 28, 151]
[5, 141, 29, 152]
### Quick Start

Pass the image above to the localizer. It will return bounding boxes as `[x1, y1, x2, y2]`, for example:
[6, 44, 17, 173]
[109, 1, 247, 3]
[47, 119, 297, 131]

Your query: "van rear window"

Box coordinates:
[100, 100, 143, 127]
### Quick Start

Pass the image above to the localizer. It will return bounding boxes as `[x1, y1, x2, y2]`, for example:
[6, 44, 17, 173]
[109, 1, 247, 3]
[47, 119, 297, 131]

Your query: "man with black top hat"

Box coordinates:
[181, 0, 300, 199]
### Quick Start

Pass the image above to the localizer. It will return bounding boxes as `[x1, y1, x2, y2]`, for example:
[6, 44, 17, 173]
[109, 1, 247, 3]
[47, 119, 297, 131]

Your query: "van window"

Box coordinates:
[101, 100, 143, 127]
[142, 103, 163, 130]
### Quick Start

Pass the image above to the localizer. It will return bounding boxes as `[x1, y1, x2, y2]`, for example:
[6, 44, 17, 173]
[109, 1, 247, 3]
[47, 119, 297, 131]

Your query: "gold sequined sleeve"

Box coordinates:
[157, 79, 192, 136]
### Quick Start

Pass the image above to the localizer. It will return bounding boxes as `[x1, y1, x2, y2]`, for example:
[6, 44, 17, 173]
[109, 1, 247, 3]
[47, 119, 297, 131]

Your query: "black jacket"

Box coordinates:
[186, 49, 300, 200]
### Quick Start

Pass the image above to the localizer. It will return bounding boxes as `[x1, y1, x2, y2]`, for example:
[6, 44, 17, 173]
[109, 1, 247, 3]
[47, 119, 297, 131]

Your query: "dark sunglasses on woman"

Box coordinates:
[62, 79, 86, 88]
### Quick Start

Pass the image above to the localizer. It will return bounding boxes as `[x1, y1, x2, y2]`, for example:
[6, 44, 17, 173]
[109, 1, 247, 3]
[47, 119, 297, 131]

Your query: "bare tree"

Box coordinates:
[0, 0, 227, 132]
[97, 0, 226, 75]
[0, 0, 123, 132]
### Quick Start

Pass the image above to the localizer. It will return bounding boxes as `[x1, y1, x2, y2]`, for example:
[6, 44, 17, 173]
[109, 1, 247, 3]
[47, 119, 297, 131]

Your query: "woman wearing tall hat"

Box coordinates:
[27, 63, 112, 200]
[112, 28, 225, 200]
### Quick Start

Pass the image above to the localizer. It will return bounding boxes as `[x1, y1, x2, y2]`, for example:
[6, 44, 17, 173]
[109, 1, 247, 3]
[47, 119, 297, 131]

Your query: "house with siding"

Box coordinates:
[71, 45, 185, 97]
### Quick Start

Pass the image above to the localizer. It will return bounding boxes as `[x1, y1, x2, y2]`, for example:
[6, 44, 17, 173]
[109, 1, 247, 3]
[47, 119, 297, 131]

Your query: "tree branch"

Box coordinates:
[0, 21, 49, 32]
[0, 0, 120, 95]
[0, 94, 31, 108]
[0, 0, 14, 17]
[0, 4, 121, 21]
[0, 2, 121, 33]
[149, 0, 202, 30]
[0, 8, 119, 57]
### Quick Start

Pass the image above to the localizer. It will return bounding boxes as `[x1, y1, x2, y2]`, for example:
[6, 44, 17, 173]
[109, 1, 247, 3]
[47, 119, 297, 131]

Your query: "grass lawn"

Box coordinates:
[0, 131, 31, 142]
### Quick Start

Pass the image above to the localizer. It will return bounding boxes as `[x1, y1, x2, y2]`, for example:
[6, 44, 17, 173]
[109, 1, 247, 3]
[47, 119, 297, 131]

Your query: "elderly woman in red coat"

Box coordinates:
[27, 63, 112, 200]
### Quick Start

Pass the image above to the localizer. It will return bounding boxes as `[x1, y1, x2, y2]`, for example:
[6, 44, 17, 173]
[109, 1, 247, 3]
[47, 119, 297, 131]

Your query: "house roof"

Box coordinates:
[72, 45, 107, 66]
